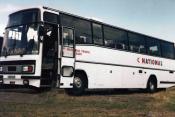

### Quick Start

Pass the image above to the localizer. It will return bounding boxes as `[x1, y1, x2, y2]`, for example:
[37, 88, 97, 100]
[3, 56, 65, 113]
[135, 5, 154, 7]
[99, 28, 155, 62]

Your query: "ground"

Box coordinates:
[0, 87, 175, 117]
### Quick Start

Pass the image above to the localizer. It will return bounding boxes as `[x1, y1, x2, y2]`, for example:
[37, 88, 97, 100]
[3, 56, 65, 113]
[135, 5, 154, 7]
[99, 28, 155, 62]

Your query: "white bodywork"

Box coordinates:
[1, 43, 43, 87]
[75, 45, 175, 89]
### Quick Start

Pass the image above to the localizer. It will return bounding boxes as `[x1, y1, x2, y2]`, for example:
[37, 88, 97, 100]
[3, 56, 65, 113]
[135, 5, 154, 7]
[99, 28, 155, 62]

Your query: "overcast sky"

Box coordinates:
[0, 0, 175, 42]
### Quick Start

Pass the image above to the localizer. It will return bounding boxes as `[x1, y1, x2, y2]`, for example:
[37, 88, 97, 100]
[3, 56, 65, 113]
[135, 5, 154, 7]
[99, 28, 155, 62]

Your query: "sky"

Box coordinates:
[0, 0, 175, 42]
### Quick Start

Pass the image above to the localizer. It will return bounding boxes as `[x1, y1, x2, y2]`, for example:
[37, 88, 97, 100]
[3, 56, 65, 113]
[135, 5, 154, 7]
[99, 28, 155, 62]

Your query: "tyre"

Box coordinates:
[147, 79, 157, 93]
[65, 73, 85, 96]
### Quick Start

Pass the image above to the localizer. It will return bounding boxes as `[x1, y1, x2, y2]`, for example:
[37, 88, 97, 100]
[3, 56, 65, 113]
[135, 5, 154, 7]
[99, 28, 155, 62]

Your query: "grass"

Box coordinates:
[1, 88, 175, 116]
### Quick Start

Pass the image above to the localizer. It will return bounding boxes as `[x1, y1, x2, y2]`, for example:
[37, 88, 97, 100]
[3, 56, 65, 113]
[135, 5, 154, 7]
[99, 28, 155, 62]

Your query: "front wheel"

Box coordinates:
[147, 79, 157, 93]
[65, 73, 85, 96]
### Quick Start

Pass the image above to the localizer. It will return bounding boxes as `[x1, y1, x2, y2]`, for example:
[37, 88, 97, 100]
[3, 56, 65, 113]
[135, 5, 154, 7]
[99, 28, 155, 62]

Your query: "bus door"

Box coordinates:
[60, 27, 75, 88]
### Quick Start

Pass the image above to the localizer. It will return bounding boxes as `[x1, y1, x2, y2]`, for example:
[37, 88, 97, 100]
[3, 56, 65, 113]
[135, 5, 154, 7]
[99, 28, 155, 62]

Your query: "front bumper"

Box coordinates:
[3, 75, 41, 87]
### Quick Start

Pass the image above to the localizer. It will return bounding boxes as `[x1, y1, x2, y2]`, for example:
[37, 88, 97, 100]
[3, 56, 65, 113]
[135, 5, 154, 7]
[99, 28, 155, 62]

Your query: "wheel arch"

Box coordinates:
[74, 69, 88, 88]
[147, 74, 157, 88]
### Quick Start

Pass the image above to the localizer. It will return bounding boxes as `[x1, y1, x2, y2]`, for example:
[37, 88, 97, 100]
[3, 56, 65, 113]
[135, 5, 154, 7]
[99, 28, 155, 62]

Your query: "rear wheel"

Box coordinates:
[147, 79, 157, 93]
[65, 73, 85, 96]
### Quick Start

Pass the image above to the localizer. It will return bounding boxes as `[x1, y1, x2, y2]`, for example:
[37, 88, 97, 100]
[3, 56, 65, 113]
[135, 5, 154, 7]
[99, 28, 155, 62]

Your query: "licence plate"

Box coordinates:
[8, 76, 15, 79]
[10, 81, 15, 84]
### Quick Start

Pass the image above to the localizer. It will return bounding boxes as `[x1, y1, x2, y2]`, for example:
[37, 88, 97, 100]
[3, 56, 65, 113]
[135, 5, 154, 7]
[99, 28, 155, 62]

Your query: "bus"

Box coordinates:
[1, 6, 175, 95]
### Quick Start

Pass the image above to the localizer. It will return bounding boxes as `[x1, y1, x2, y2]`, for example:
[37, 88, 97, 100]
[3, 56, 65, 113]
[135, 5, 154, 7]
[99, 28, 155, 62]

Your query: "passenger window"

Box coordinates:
[62, 27, 74, 57]
[161, 41, 174, 59]
[128, 33, 146, 53]
[75, 19, 92, 44]
[63, 27, 74, 47]
[93, 23, 103, 45]
[146, 38, 161, 56]
[44, 12, 59, 24]
[104, 26, 128, 50]
[61, 14, 92, 44]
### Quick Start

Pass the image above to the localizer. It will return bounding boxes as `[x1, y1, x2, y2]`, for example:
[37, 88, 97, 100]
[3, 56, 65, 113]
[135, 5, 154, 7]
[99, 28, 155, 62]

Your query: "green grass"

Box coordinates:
[1, 89, 175, 117]
[165, 90, 175, 112]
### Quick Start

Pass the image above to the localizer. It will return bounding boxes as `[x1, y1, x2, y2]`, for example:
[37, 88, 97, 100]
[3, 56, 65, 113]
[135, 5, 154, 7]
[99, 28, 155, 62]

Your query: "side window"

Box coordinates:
[104, 26, 128, 50]
[161, 41, 174, 59]
[103, 26, 116, 48]
[63, 27, 74, 47]
[61, 14, 92, 44]
[146, 38, 161, 56]
[75, 19, 92, 44]
[93, 23, 103, 45]
[62, 27, 74, 57]
[128, 33, 146, 53]
[44, 12, 59, 24]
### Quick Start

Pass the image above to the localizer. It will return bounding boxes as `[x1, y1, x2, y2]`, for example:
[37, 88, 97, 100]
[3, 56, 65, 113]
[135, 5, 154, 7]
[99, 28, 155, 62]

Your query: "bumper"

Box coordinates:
[3, 75, 41, 87]
[3, 79, 40, 87]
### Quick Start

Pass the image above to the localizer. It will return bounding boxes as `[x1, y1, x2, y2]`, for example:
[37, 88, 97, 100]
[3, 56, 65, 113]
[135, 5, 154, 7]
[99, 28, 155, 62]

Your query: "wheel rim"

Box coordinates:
[74, 76, 82, 88]
[149, 81, 155, 91]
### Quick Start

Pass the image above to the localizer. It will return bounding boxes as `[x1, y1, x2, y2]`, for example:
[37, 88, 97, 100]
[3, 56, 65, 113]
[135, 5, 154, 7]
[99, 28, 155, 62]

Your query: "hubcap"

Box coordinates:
[150, 82, 155, 91]
[74, 77, 82, 88]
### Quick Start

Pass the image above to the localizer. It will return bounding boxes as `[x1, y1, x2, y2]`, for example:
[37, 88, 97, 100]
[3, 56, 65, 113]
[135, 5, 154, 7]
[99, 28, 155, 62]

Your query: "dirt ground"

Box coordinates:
[0, 87, 175, 117]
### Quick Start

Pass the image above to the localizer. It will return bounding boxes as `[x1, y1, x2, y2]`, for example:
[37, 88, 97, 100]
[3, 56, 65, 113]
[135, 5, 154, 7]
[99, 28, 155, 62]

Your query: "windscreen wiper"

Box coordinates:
[20, 48, 27, 57]
[3, 48, 9, 58]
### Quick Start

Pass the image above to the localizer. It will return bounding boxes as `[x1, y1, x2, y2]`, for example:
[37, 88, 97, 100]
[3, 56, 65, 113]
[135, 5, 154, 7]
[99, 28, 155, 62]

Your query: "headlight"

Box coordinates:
[22, 65, 34, 73]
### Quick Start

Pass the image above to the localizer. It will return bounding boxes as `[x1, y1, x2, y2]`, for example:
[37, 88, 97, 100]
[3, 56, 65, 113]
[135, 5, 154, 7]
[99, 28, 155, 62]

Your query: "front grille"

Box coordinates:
[0, 60, 36, 74]
[8, 66, 16, 72]
[3, 65, 21, 74]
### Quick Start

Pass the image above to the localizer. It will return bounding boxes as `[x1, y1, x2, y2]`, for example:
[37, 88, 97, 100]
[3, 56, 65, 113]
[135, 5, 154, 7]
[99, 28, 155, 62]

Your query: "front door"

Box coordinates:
[60, 27, 75, 88]
[41, 24, 58, 87]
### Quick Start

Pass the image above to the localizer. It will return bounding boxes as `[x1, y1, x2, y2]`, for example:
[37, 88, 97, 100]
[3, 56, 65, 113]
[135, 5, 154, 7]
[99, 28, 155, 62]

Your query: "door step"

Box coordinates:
[40, 85, 52, 88]
[40, 78, 53, 86]
[40, 78, 59, 88]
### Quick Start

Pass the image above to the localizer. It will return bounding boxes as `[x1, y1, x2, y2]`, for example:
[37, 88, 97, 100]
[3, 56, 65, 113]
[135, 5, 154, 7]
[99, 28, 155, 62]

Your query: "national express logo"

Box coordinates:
[137, 57, 163, 66]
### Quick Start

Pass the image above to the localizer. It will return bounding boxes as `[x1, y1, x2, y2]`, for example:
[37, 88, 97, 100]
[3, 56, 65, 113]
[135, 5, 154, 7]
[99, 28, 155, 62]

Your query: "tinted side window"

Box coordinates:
[61, 14, 92, 44]
[75, 19, 92, 44]
[104, 26, 128, 50]
[93, 23, 103, 45]
[63, 28, 74, 47]
[104, 26, 116, 48]
[128, 33, 146, 53]
[146, 38, 161, 56]
[161, 41, 174, 59]
[44, 12, 59, 24]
